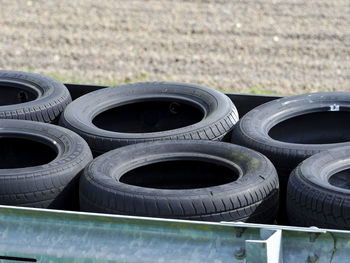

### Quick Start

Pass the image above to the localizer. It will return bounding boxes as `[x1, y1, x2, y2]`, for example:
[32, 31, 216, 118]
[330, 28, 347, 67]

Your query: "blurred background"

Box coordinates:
[0, 0, 348, 95]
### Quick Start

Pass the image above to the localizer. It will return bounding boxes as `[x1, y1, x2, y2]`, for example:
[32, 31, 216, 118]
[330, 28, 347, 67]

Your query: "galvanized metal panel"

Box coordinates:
[0, 206, 349, 262]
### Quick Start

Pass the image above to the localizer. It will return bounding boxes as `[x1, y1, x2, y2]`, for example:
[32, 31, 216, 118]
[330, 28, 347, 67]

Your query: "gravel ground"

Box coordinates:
[0, 0, 349, 95]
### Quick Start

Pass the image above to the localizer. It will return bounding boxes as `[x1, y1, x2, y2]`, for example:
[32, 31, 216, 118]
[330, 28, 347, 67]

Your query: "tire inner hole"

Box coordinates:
[0, 137, 58, 169]
[0, 82, 38, 106]
[120, 159, 239, 189]
[268, 111, 350, 144]
[329, 168, 350, 190]
[92, 100, 204, 133]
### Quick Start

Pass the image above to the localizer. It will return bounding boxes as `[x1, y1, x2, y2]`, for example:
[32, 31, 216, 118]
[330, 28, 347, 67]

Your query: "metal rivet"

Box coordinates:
[234, 247, 246, 260]
[235, 227, 245, 238]
[307, 253, 319, 263]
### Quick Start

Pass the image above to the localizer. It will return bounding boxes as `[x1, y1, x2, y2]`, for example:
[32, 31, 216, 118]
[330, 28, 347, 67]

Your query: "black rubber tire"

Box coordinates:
[0, 119, 93, 209]
[287, 146, 350, 230]
[60, 82, 238, 155]
[80, 140, 279, 223]
[231, 92, 350, 196]
[0, 70, 71, 123]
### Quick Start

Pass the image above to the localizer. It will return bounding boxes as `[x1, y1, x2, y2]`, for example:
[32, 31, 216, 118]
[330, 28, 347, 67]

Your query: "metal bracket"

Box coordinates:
[246, 229, 283, 263]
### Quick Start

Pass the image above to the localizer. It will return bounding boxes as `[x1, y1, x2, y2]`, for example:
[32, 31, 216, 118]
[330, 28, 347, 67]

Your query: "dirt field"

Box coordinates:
[0, 0, 349, 95]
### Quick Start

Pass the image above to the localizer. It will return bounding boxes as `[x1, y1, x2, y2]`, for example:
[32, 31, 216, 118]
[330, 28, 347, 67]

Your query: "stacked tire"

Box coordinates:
[60, 81, 279, 223]
[0, 71, 71, 123]
[60, 82, 239, 154]
[231, 92, 350, 228]
[4, 69, 350, 229]
[0, 72, 280, 224]
[0, 71, 92, 209]
[79, 140, 279, 223]
[287, 146, 350, 230]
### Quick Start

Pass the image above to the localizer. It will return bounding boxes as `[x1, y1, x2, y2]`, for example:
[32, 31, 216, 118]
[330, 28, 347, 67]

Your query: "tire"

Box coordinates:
[80, 140, 279, 223]
[60, 82, 238, 155]
[287, 146, 350, 229]
[231, 92, 350, 219]
[0, 70, 71, 123]
[0, 119, 93, 209]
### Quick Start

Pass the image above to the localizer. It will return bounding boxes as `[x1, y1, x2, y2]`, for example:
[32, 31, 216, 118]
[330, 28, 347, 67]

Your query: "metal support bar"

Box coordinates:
[0, 206, 349, 262]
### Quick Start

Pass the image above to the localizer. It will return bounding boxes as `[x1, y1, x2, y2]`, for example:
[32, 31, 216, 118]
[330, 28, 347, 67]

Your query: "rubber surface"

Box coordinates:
[80, 140, 279, 223]
[231, 92, 350, 186]
[0, 71, 72, 123]
[60, 82, 238, 154]
[0, 119, 93, 209]
[287, 146, 350, 230]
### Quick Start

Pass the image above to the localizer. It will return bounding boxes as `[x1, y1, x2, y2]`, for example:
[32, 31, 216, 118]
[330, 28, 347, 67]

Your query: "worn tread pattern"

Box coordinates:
[0, 119, 93, 208]
[287, 168, 350, 229]
[287, 147, 350, 229]
[80, 140, 279, 223]
[80, 189, 278, 223]
[0, 71, 72, 123]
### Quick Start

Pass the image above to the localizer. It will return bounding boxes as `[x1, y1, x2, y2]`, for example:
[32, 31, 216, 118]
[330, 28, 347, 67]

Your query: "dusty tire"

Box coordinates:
[0, 70, 71, 123]
[80, 140, 279, 223]
[0, 119, 93, 209]
[231, 92, 350, 222]
[287, 146, 350, 230]
[60, 82, 238, 155]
